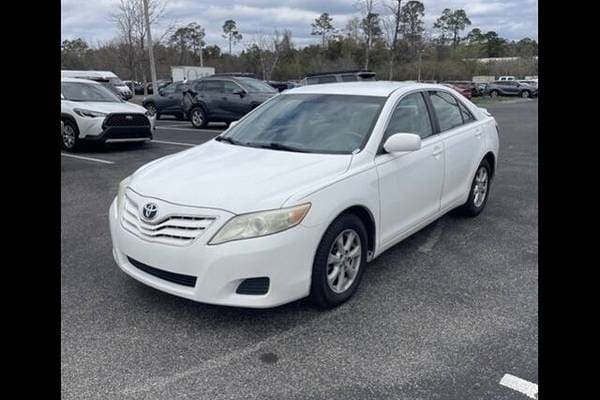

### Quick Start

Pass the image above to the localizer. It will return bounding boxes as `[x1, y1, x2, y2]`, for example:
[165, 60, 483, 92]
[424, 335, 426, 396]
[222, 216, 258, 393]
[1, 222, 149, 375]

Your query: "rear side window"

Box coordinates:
[203, 81, 225, 92]
[383, 92, 433, 141]
[223, 81, 240, 92]
[458, 101, 475, 123]
[429, 91, 464, 132]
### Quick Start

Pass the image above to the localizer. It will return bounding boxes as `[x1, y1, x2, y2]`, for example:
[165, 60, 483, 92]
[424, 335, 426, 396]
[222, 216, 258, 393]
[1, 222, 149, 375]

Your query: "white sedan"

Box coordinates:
[61, 77, 154, 151]
[109, 81, 499, 309]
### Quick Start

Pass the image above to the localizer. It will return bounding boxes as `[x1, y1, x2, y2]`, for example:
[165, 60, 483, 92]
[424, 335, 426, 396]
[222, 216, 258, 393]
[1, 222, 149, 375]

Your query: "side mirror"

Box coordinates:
[383, 133, 421, 153]
[229, 120, 239, 129]
[233, 88, 246, 97]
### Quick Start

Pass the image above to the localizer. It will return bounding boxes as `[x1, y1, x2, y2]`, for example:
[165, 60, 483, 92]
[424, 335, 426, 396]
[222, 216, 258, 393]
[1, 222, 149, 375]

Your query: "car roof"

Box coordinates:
[61, 77, 101, 84]
[285, 81, 450, 97]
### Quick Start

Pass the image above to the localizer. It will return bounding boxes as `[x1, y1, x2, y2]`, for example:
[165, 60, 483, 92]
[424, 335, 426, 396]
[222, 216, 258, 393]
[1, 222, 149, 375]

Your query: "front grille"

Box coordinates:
[236, 277, 270, 295]
[121, 195, 216, 246]
[105, 113, 150, 127]
[127, 257, 197, 287]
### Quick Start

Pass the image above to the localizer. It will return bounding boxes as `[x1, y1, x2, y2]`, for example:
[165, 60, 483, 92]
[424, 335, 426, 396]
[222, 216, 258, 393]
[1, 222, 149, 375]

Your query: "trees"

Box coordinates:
[359, 0, 382, 70]
[61, 38, 90, 69]
[399, 0, 425, 55]
[311, 13, 336, 47]
[169, 23, 205, 65]
[434, 8, 471, 48]
[222, 19, 243, 55]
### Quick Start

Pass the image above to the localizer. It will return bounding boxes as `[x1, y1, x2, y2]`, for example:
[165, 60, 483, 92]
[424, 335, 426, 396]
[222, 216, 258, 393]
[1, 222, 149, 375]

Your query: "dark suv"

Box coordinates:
[142, 81, 188, 120]
[484, 80, 538, 98]
[183, 76, 277, 128]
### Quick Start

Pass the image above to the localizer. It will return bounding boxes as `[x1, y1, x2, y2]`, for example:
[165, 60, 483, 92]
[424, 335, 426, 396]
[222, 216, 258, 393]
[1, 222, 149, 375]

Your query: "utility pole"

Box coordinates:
[417, 50, 423, 82]
[143, 0, 158, 95]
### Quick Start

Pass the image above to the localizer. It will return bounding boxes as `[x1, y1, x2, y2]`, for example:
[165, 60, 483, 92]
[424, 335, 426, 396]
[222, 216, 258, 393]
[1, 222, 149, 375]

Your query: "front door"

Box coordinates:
[375, 91, 445, 247]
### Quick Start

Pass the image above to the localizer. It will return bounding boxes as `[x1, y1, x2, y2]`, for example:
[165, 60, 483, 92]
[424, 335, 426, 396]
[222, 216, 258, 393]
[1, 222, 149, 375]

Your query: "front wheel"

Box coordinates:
[61, 119, 80, 152]
[310, 214, 368, 308]
[458, 159, 492, 217]
[190, 107, 208, 128]
[521, 90, 531, 98]
[489, 90, 499, 98]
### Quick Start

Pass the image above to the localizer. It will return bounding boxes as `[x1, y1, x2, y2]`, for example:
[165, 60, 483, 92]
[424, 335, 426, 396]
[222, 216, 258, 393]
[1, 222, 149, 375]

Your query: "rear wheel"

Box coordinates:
[521, 90, 531, 98]
[458, 159, 492, 217]
[310, 214, 367, 308]
[190, 107, 208, 128]
[61, 119, 80, 152]
[489, 90, 499, 98]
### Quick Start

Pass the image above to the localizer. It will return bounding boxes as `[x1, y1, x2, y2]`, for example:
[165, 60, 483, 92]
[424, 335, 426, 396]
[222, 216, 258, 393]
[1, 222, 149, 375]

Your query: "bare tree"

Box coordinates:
[382, 0, 402, 79]
[357, 0, 379, 70]
[248, 29, 285, 81]
[109, 0, 170, 91]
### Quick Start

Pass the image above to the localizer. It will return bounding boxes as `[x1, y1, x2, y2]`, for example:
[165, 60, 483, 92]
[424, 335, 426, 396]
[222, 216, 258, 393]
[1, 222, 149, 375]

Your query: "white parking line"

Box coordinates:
[499, 374, 538, 399]
[157, 125, 223, 133]
[152, 140, 196, 147]
[61, 153, 115, 164]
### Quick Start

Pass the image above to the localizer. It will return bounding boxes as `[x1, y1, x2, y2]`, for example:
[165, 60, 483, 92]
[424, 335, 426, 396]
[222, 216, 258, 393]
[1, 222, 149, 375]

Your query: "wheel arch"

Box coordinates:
[482, 151, 496, 180]
[337, 205, 377, 257]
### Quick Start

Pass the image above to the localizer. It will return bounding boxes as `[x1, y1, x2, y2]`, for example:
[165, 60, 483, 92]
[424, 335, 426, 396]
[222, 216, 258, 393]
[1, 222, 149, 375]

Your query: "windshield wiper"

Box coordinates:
[246, 141, 311, 153]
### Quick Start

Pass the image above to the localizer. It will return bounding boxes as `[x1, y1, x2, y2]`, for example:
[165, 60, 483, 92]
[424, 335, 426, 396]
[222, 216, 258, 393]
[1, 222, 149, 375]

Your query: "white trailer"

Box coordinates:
[171, 66, 215, 82]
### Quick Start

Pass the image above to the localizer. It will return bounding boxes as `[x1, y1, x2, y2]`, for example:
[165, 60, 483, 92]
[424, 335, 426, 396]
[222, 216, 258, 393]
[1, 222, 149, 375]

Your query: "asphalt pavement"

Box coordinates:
[61, 99, 538, 399]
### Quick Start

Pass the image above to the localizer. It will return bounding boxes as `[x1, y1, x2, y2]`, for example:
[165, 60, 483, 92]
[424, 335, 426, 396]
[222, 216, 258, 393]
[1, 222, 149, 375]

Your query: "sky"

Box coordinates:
[61, 0, 538, 50]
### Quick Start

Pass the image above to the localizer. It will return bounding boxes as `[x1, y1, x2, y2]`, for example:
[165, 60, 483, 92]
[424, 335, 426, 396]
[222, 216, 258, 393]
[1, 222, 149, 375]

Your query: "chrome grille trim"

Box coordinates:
[121, 194, 216, 245]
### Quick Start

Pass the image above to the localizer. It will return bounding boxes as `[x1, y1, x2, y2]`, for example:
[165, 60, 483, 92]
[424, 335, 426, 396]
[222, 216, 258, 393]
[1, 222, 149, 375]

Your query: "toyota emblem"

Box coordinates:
[142, 203, 158, 220]
[125, 115, 133, 120]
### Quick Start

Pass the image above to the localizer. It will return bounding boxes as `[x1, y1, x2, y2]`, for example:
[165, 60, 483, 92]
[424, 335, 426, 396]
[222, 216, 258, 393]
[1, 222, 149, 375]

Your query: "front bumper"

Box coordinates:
[108, 197, 324, 308]
[78, 114, 155, 143]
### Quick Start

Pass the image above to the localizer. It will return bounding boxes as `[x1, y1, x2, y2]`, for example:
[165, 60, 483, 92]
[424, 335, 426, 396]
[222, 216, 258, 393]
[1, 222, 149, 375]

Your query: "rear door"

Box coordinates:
[427, 90, 485, 210]
[220, 80, 251, 119]
[197, 80, 226, 118]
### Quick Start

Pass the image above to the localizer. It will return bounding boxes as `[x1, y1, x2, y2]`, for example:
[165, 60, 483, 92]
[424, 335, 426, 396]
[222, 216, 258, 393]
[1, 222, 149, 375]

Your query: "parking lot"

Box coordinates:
[61, 99, 538, 399]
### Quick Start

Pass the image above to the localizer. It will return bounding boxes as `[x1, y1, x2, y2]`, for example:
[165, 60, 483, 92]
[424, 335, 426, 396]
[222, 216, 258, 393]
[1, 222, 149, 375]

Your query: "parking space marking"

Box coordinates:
[152, 139, 196, 147]
[157, 126, 223, 133]
[61, 153, 115, 164]
[499, 374, 538, 399]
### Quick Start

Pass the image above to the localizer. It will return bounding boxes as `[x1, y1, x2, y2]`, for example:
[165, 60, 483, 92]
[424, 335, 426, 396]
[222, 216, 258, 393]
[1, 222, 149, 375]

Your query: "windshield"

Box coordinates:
[222, 94, 385, 154]
[61, 82, 123, 102]
[237, 78, 277, 93]
[109, 78, 125, 86]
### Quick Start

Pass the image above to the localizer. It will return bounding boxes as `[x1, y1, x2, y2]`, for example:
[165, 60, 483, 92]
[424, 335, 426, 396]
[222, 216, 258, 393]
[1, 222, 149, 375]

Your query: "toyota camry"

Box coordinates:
[109, 81, 499, 308]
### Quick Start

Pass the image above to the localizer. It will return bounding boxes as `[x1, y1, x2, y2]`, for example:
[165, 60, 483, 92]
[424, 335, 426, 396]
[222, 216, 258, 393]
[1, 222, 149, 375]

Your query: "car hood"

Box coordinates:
[130, 140, 352, 214]
[66, 101, 146, 114]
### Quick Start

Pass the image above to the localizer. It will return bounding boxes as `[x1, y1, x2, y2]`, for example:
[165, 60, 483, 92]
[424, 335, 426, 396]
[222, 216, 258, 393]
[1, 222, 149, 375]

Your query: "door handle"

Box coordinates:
[474, 128, 482, 138]
[432, 146, 443, 157]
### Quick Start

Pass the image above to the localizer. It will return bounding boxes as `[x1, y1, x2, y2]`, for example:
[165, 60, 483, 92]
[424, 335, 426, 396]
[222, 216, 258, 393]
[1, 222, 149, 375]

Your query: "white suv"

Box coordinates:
[61, 78, 154, 151]
[109, 82, 499, 309]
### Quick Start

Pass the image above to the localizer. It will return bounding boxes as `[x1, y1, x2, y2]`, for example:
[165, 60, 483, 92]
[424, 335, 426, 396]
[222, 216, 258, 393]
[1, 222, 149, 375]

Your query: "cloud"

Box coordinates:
[61, 0, 538, 49]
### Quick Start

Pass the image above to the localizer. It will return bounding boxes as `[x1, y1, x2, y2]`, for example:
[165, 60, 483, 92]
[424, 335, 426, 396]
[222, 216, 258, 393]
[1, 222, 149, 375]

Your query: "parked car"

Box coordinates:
[498, 76, 516, 81]
[124, 80, 145, 95]
[182, 76, 277, 128]
[517, 79, 538, 88]
[61, 78, 154, 151]
[442, 80, 482, 97]
[441, 83, 472, 99]
[145, 79, 171, 95]
[300, 70, 376, 85]
[266, 81, 298, 92]
[109, 81, 499, 308]
[484, 80, 538, 98]
[142, 81, 189, 120]
[61, 70, 133, 100]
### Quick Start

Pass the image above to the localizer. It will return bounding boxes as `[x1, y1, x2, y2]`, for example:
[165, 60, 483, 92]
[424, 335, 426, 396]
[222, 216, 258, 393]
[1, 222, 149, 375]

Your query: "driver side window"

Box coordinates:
[161, 83, 176, 95]
[383, 92, 433, 143]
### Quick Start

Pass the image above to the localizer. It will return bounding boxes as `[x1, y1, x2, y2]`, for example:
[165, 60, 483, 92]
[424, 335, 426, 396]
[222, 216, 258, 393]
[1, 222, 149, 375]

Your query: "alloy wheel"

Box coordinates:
[473, 167, 489, 208]
[62, 123, 76, 149]
[192, 110, 204, 127]
[327, 229, 362, 294]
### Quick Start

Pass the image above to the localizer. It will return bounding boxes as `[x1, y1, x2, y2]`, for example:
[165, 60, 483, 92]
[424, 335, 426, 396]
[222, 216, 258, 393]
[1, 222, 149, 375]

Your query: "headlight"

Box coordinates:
[209, 203, 311, 245]
[116, 176, 132, 216]
[73, 108, 107, 118]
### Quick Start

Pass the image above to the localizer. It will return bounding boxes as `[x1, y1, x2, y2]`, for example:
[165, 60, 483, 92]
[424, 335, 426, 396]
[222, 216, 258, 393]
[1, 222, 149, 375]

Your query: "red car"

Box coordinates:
[441, 83, 472, 99]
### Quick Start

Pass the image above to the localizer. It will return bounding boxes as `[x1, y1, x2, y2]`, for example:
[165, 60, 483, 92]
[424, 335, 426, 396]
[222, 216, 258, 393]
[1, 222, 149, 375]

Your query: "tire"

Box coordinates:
[489, 90, 499, 98]
[458, 159, 492, 217]
[61, 119, 80, 152]
[310, 214, 368, 308]
[190, 107, 208, 129]
[145, 102, 157, 117]
[521, 90, 531, 98]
